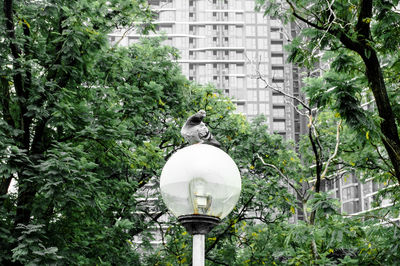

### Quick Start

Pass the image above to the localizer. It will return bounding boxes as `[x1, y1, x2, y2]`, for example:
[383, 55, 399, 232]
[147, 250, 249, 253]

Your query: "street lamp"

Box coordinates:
[160, 144, 241, 266]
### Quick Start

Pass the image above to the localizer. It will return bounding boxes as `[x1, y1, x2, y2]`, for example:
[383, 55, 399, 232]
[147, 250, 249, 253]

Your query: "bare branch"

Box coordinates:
[255, 153, 303, 199]
[112, 25, 137, 47]
[343, 213, 400, 230]
[256, 71, 311, 112]
[320, 120, 342, 179]
[370, 142, 396, 177]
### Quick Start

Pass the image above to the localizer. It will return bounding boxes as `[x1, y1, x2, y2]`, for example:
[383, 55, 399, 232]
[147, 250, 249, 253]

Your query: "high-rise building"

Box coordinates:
[110, 0, 395, 226]
[109, 0, 307, 141]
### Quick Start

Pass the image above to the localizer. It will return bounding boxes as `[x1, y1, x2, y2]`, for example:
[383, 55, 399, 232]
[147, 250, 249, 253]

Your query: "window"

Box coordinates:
[343, 173, 357, 185]
[273, 107, 285, 117]
[237, 77, 244, 88]
[245, 0, 255, 10]
[128, 36, 139, 45]
[246, 26, 256, 36]
[246, 38, 256, 47]
[257, 38, 269, 48]
[159, 26, 172, 34]
[258, 51, 269, 61]
[272, 94, 285, 104]
[273, 120, 285, 131]
[363, 181, 372, 195]
[258, 63, 268, 74]
[272, 82, 284, 90]
[164, 37, 172, 46]
[343, 201, 359, 214]
[272, 67, 284, 78]
[271, 56, 283, 64]
[327, 179, 334, 190]
[257, 13, 266, 22]
[246, 51, 256, 60]
[237, 64, 244, 73]
[160, 10, 175, 20]
[363, 197, 372, 211]
[259, 103, 269, 114]
[342, 186, 358, 201]
[257, 25, 268, 34]
[247, 103, 257, 115]
[237, 104, 245, 113]
[271, 30, 282, 39]
[247, 77, 257, 88]
[247, 90, 257, 101]
[259, 90, 269, 101]
[270, 19, 281, 27]
[245, 13, 255, 23]
[271, 43, 283, 51]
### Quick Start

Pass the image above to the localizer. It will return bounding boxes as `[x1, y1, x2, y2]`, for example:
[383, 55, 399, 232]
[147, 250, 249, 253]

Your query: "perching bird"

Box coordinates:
[181, 110, 221, 147]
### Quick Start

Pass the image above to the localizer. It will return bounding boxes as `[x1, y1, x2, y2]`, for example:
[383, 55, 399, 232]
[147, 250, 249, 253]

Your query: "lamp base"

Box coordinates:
[178, 214, 221, 235]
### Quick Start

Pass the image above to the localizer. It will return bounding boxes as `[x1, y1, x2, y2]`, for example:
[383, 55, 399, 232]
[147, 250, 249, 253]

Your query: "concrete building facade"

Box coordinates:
[109, 0, 307, 142]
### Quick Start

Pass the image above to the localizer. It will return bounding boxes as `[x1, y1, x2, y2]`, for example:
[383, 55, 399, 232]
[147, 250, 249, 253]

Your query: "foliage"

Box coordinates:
[256, 0, 400, 184]
[2, 0, 400, 265]
[0, 0, 200, 263]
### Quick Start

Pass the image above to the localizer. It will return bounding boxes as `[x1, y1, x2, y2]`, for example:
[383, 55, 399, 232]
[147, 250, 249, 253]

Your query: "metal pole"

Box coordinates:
[192, 234, 205, 266]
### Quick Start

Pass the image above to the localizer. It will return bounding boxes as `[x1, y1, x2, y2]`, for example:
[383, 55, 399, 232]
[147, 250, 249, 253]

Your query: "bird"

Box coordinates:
[181, 110, 221, 147]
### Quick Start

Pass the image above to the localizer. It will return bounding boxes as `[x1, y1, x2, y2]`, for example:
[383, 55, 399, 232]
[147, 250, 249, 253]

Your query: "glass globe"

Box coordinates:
[160, 144, 241, 220]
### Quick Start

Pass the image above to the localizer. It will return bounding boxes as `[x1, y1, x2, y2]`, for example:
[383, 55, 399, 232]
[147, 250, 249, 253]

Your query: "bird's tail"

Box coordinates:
[203, 133, 221, 148]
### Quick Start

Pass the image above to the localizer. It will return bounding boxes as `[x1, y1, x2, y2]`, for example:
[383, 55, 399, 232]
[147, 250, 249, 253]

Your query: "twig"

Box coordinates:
[255, 153, 303, 198]
[257, 71, 311, 112]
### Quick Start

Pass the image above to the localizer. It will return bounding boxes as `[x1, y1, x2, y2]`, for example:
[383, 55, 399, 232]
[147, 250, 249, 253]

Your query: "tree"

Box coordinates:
[0, 0, 209, 263]
[145, 108, 400, 265]
[256, 0, 400, 183]
[244, 72, 398, 263]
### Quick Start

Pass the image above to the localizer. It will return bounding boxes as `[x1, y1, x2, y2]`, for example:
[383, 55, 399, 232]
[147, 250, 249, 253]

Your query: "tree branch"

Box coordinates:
[285, 0, 327, 31]
[320, 120, 342, 179]
[256, 71, 311, 112]
[255, 153, 303, 199]
[355, 0, 372, 41]
[205, 195, 254, 255]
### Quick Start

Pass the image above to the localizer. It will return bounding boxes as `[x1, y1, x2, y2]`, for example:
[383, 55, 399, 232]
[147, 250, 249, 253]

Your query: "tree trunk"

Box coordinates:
[360, 48, 400, 183]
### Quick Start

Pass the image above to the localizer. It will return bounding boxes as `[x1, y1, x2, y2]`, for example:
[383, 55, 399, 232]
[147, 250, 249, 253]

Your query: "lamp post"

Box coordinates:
[160, 144, 241, 266]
